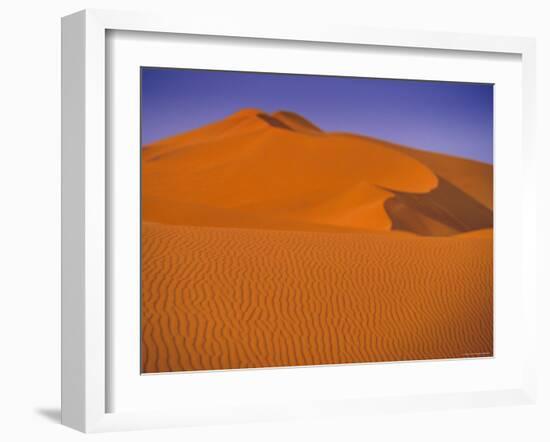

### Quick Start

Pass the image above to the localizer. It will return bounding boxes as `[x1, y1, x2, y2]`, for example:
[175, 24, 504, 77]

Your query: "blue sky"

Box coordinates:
[141, 68, 493, 164]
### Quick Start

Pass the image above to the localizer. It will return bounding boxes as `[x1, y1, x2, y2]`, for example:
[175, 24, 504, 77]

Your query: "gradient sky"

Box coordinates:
[141, 68, 493, 164]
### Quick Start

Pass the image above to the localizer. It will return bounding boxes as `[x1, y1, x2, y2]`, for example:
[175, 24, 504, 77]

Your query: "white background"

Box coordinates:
[109, 30, 524, 414]
[0, 0, 548, 441]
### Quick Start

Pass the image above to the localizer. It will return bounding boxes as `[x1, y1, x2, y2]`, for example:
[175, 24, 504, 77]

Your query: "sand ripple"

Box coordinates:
[142, 223, 493, 373]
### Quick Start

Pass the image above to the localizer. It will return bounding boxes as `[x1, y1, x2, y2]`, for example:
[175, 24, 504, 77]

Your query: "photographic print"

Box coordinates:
[140, 68, 493, 373]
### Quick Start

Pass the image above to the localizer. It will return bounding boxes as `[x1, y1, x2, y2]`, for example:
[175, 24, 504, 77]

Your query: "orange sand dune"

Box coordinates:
[142, 109, 492, 236]
[141, 109, 493, 373]
[141, 222, 493, 373]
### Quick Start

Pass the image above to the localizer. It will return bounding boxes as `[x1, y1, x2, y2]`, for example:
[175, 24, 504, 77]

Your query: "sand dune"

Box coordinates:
[142, 222, 493, 373]
[141, 109, 493, 373]
[143, 109, 492, 236]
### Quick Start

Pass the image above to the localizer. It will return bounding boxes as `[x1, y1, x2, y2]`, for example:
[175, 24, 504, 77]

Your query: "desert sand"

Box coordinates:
[141, 109, 493, 373]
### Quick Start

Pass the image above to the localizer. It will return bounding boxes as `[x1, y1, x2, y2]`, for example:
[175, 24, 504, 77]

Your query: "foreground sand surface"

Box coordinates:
[142, 223, 492, 372]
[141, 109, 493, 373]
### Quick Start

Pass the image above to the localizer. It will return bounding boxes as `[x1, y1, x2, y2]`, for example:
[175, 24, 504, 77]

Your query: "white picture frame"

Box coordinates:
[61, 9, 538, 433]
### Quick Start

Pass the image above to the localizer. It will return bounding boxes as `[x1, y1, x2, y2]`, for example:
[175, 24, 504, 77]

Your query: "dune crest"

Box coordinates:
[271, 110, 323, 134]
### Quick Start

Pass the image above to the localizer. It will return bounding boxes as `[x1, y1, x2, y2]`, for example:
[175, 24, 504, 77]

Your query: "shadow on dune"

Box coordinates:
[384, 176, 493, 236]
[256, 113, 293, 130]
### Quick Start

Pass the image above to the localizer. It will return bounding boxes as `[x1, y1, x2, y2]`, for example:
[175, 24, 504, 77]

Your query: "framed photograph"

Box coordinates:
[61, 9, 538, 432]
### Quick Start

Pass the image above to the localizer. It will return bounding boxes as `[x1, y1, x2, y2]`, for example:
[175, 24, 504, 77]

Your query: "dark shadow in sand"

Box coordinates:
[384, 175, 493, 236]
